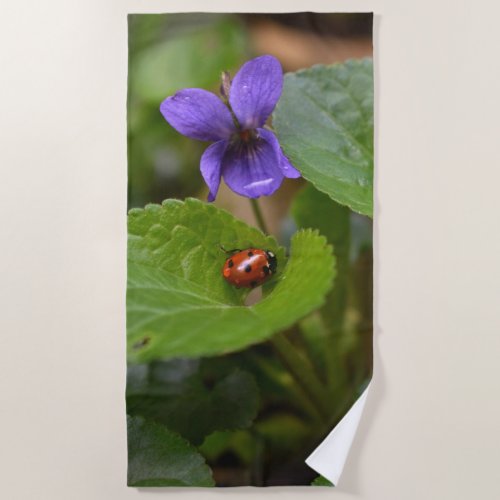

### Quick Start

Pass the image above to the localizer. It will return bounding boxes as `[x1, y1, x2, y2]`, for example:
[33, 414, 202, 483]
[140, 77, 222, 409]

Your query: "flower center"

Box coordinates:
[230, 129, 259, 155]
[239, 129, 252, 143]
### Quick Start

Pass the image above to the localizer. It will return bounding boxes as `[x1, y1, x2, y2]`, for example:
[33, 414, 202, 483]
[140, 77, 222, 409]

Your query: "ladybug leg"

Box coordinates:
[220, 246, 242, 254]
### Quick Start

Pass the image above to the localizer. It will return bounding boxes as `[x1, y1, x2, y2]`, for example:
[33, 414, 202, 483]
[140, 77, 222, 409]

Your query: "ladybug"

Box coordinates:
[221, 248, 277, 288]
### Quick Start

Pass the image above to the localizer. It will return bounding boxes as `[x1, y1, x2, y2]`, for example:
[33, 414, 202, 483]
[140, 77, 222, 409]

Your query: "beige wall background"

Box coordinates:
[1, 0, 499, 499]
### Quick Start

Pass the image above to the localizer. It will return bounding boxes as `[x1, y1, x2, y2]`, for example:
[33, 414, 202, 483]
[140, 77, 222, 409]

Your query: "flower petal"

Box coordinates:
[160, 89, 235, 141]
[279, 151, 302, 178]
[200, 140, 228, 202]
[221, 130, 284, 199]
[257, 128, 301, 178]
[229, 55, 283, 129]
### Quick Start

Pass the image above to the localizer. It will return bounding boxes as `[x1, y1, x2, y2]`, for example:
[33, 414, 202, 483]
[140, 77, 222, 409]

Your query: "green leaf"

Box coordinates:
[127, 198, 335, 362]
[274, 58, 374, 217]
[199, 430, 256, 465]
[311, 475, 334, 487]
[254, 413, 310, 452]
[127, 362, 259, 444]
[127, 415, 214, 487]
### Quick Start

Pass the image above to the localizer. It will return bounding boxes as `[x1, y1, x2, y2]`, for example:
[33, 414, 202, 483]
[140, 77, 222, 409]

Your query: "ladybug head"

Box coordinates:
[265, 250, 278, 274]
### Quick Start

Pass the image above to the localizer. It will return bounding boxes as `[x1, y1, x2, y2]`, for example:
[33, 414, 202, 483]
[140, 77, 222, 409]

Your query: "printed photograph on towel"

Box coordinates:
[126, 12, 373, 487]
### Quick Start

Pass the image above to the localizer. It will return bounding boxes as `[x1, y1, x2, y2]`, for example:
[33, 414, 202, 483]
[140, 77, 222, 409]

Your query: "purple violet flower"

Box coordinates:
[160, 55, 301, 201]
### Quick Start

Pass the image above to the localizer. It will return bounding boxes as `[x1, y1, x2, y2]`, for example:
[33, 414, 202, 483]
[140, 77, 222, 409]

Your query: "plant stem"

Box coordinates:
[295, 320, 327, 384]
[249, 198, 269, 234]
[246, 351, 324, 424]
[270, 332, 331, 421]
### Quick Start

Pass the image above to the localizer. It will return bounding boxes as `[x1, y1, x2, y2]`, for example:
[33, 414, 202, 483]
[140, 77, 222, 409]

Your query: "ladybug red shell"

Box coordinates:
[222, 248, 277, 289]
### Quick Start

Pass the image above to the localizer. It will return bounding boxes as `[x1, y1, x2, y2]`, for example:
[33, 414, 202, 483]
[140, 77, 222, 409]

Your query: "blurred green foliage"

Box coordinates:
[293, 184, 373, 419]
[128, 14, 249, 208]
[312, 475, 334, 486]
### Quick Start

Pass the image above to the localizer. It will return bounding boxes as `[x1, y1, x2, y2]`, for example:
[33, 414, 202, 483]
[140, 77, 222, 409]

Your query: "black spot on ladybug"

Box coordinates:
[250, 281, 258, 288]
[228, 259, 234, 268]
[248, 251, 254, 257]
[263, 265, 270, 275]
[245, 264, 252, 273]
